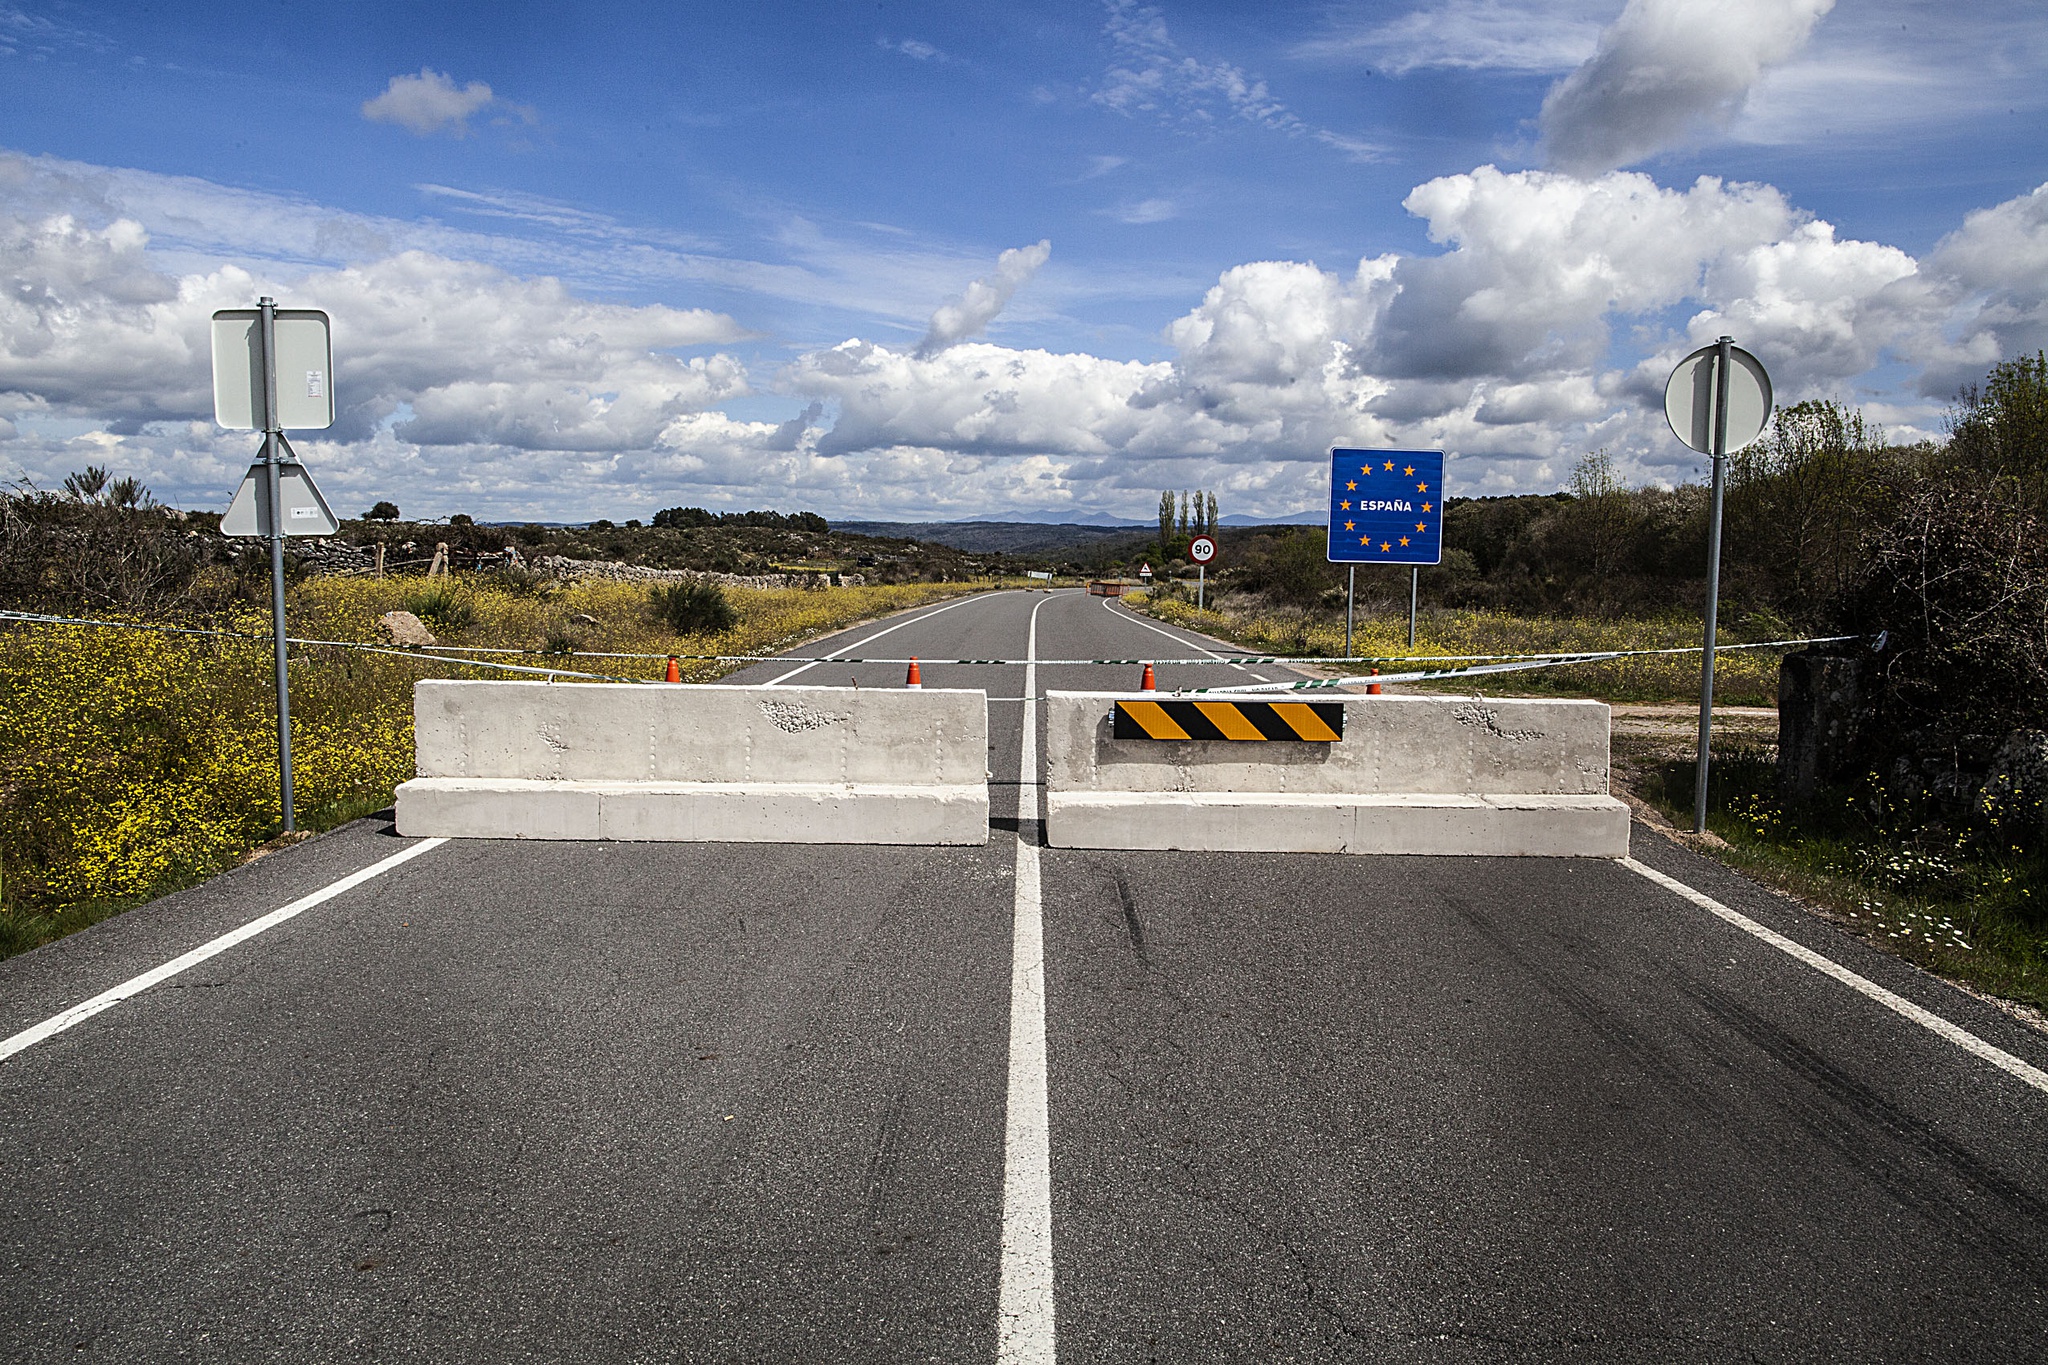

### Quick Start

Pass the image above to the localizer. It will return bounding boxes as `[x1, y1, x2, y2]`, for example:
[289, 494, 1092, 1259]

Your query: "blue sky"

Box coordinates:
[3, 0, 2045, 522]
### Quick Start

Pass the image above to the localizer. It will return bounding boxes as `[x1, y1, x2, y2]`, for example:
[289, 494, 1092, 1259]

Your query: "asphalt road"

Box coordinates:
[3, 587, 2045, 1362]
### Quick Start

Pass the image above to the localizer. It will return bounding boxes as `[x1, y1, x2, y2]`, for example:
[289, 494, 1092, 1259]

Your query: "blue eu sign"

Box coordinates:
[1326, 448, 1445, 566]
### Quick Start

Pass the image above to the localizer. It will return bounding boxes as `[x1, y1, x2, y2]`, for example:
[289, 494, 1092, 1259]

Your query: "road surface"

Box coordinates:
[2, 587, 2044, 1362]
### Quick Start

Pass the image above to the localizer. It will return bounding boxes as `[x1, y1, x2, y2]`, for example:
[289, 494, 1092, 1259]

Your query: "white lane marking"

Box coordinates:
[1100, 596, 1249, 669]
[0, 838, 449, 1065]
[761, 592, 1000, 686]
[1621, 857, 2048, 1097]
[999, 593, 1056, 1364]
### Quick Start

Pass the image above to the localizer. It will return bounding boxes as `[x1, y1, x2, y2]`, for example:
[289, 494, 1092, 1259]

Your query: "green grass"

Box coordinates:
[1635, 743, 2048, 1010]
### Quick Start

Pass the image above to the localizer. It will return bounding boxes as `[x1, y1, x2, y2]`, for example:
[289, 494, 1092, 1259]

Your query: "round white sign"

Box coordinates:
[1664, 342, 1772, 456]
[1188, 536, 1217, 564]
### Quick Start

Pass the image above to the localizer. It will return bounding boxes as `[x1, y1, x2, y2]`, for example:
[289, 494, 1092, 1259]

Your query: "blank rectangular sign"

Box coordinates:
[211, 309, 335, 430]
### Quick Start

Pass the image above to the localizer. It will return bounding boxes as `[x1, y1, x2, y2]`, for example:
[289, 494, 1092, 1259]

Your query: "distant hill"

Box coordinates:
[1220, 511, 1321, 526]
[830, 520, 1155, 555]
[830, 514, 1326, 554]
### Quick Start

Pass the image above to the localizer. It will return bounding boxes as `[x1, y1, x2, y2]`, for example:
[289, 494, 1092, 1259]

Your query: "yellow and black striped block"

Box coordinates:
[1113, 699, 1343, 742]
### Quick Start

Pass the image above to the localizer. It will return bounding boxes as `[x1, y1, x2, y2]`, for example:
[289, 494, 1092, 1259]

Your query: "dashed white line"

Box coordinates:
[1622, 857, 2048, 1097]
[999, 593, 1056, 1364]
[0, 837, 449, 1065]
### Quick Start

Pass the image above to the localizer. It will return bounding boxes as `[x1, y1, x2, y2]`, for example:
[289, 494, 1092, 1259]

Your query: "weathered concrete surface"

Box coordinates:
[1043, 691, 1628, 856]
[395, 681, 988, 844]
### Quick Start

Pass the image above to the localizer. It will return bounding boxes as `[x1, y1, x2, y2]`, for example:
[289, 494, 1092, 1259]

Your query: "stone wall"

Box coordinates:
[530, 555, 862, 589]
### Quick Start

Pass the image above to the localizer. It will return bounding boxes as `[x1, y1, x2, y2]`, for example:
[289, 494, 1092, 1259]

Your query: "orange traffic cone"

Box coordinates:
[1140, 663, 1157, 691]
[665, 655, 681, 683]
[1367, 666, 1382, 696]
[905, 657, 922, 688]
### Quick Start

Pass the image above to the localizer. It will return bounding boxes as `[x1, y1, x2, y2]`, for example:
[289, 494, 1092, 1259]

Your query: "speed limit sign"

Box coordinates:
[1188, 535, 1217, 564]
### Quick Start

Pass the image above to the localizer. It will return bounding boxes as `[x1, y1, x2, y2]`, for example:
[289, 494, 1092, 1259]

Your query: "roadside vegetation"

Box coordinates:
[1633, 743, 2048, 1011]
[0, 494, 1001, 959]
[1135, 594, 1782, 705]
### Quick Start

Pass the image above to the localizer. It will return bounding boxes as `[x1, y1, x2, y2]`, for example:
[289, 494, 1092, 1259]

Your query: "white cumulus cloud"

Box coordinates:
[1540, 0, 1836, 176]
[362, 69, 511, 138]
[914, 240, 1052, 358]
[5, 142, 2047, 520]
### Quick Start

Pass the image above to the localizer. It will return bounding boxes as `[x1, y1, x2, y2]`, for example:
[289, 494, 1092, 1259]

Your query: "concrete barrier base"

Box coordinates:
[396, 778, 988, 844]
[1045, 790, 1631, 857]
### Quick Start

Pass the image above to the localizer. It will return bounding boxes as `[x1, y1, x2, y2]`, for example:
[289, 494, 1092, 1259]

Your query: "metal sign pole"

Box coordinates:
[1344, 566, 1355, 658]
[1197, 563, 1205, 612]
[1408, 566, 1418, 649]
[258, 296, 296, 833]
[1692, 335, 1733, 835]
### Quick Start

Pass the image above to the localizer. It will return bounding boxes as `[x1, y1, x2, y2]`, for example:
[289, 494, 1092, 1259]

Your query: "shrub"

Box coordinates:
[649, 579, 737, 635]
[0, 475, 209, 614]
[405, 582, 478, 636]
[1849, 479, 2048, 747]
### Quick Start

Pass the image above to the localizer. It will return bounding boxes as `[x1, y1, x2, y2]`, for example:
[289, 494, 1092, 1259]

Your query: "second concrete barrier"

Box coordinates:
[1044, 691, 1629, 857]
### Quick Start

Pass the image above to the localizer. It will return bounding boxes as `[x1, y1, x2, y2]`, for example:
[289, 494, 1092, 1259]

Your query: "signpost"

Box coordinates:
[212, 298, 339, 833]
[1187, 535, 1216, 610]
[1327, 448, 1445, 657]
[1664, 337, 1772, 835]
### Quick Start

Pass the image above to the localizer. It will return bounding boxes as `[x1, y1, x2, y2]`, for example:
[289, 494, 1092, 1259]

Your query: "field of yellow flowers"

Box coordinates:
[0, 574, 990, 957]
[1135, 595, 1782, 705]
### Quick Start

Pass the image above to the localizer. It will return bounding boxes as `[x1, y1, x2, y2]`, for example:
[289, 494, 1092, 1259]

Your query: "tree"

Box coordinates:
[1176, 491, 1190, 538]
[1726, 399, 1896, 619]
[1949, 351, 2048, 512]
[1204, 490, 1219, 534]
[1264, 528, 1338, 606]
[1851, 481, 2048, 748]
[366, 500, 400, 521]
[1158, 491, 1174, 556]
[1565, 449, 1636, 586]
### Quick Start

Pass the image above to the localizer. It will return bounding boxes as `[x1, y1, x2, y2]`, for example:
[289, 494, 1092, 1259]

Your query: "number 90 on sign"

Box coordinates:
[1188, 536, 1217, 565]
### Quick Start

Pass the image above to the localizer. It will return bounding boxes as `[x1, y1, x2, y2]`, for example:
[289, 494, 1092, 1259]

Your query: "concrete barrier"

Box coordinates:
[395, 680, 988, 844]
[1044, 691, 1629, 857]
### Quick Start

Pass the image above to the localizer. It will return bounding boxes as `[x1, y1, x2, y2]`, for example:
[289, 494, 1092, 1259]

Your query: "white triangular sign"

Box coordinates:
[222, 456, 341, 537]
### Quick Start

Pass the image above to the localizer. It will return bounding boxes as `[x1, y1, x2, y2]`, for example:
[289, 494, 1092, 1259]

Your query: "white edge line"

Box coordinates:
[0, 837, 449, 1064]
[999, 593, 1056, 1364]
[1620, 857, 2048, 1097]
[762, 591, 1000, 686]
[1101, 594, 1229, 660]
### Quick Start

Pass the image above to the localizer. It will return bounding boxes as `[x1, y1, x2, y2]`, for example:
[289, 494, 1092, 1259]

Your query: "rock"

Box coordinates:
[1776, 649, 1873, 799]
[568, 612, 599, 626]
[377, 610, 438, 648]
